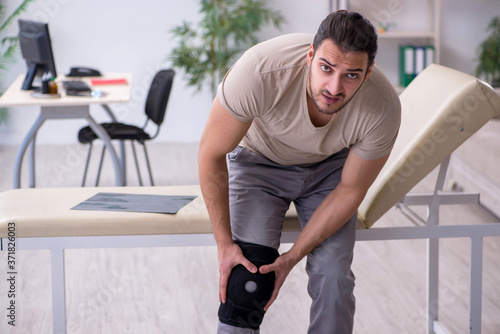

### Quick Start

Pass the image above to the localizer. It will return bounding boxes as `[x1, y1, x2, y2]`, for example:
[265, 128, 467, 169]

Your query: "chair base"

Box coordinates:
[81, 140, 154, 187]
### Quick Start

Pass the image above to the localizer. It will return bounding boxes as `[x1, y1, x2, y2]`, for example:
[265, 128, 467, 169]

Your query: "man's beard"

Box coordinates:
[308, 72, 366, 116]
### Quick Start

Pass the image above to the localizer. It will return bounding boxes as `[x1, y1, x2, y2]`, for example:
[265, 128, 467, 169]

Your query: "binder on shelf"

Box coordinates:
[399, 45, 415, 87]
[399, 44, 436, 87]
[425, 45, 435, 67]
[415, 46, 425, 75]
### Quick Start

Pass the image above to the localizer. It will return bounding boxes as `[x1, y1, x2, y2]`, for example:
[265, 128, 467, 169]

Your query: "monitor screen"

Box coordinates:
[18, 19, 57, 91]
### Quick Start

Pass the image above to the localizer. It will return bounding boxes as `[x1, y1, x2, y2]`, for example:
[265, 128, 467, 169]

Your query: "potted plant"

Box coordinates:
[476, 17, 500, 87]
[169, 0, 285, 96]
[0, 0, 35, 125]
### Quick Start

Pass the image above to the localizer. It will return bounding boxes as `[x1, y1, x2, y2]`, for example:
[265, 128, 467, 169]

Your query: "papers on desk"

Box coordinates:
[71, 192, 197, 214]
[90, 78, 128, 86]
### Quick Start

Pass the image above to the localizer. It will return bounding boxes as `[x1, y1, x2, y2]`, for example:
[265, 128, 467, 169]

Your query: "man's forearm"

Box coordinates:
[287, 183, 364, 264]
[286, 152, 388, 263]
[199, 155, 234, 247]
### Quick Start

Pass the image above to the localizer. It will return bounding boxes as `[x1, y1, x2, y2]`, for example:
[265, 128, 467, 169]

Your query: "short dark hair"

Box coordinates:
[313, 11, 378, 68]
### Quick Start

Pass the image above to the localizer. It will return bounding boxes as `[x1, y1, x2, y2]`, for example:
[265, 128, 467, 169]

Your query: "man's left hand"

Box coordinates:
[259, 251, 297, 311]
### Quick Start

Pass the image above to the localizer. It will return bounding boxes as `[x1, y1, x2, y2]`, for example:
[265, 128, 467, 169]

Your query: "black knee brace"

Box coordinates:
[218, 241, 280, 330]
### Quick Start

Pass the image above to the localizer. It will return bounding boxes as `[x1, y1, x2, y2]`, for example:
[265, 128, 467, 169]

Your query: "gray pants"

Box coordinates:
[218, 146, 357, 334]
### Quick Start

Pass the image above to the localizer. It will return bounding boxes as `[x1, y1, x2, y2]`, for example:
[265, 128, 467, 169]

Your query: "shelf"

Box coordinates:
[378, 31, 436, 39]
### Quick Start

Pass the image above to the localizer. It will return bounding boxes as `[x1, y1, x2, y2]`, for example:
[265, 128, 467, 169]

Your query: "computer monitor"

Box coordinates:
[18, 19, 57, 91]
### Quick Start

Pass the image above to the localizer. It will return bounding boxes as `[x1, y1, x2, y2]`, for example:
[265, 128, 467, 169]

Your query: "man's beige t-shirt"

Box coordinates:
[217, 33, 401, 166]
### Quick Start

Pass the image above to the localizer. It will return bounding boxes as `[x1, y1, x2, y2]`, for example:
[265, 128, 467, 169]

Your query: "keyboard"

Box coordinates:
[62, 80, 91, 94]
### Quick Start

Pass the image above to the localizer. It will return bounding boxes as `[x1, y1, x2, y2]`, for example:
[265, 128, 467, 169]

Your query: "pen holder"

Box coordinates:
[41, 80, 50, 94]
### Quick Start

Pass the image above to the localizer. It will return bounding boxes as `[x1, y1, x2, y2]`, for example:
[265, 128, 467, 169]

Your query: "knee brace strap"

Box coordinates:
[218, 241, 279, 330]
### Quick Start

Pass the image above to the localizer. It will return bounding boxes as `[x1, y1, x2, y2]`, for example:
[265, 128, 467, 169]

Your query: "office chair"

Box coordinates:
[78, 69, 175, 186]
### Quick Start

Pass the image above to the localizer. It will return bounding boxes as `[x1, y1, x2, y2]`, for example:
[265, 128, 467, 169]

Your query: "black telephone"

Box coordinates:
[66, 66, 102, 77]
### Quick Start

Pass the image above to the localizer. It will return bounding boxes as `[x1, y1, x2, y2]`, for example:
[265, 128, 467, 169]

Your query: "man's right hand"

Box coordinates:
[217, 242, 257, 304]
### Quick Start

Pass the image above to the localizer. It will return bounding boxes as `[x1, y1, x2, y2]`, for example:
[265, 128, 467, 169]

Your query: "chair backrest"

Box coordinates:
[145, 69, 175, 126]
[357, 64, 500, 229]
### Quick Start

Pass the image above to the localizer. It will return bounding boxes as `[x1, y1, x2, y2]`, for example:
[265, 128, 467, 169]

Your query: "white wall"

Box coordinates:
[1, 0, 499, 146]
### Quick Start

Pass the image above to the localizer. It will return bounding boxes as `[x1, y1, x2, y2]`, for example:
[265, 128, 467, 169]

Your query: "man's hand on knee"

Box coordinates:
[217, 242, 257, 304]
[218, 242, 280, 330]
[259, 251, 297, 311]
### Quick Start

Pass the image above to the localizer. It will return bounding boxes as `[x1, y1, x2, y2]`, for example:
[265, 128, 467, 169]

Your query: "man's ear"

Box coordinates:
[364, 62, 375, 81]
[306, 44, 314, 67]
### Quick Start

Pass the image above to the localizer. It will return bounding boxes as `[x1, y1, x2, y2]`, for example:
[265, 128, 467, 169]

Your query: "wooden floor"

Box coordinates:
[0, 142, 499, 333]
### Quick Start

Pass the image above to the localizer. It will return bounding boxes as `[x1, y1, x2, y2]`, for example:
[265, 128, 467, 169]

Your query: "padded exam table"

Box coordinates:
[1, 64, 500, 334]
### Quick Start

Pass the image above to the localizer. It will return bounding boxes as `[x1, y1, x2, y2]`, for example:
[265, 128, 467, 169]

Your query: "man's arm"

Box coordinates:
[198, 96, 256, 304]
[260, 150, 389, 310]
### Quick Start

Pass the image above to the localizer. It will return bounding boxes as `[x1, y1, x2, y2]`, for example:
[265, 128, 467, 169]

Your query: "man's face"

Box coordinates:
[306, 39, 373, 115]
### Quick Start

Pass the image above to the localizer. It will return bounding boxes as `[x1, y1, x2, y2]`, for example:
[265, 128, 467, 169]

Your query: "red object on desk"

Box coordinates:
[90, 78, 128, 86]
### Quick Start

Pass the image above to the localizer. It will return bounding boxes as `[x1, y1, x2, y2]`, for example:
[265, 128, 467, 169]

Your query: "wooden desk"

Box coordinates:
[0, 73, 133, 188]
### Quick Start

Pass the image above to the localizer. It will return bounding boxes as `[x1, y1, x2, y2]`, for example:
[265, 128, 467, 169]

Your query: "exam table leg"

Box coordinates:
[51, 248, 67, 334]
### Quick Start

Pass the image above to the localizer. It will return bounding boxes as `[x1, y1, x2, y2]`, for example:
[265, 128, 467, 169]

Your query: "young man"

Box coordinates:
[198, 11, 401, 333]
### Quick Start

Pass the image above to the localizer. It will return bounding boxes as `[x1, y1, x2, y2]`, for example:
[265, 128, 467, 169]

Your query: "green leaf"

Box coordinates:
[168, 0, 285, 96]
[0, 0, 35, 32]
[476, 16, 500, 85]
